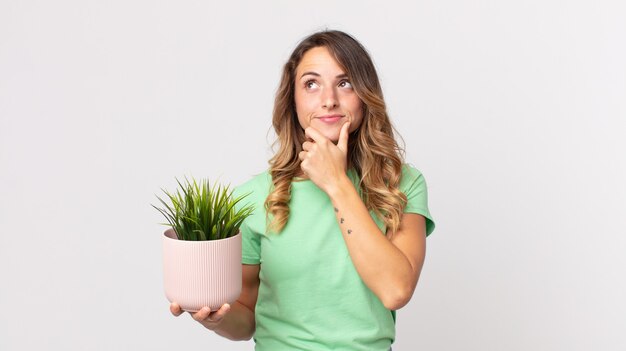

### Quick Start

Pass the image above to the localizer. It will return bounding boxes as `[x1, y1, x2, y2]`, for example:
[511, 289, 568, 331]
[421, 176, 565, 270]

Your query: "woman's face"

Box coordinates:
[294, 46, 363, 143]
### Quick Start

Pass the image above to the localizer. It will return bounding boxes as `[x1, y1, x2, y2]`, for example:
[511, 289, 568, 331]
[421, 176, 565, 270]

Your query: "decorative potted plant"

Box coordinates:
[152, 177, 254, 312]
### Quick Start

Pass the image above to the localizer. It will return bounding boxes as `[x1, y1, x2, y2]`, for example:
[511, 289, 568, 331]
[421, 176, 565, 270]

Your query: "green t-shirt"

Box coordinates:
[232, 164, 435, 351]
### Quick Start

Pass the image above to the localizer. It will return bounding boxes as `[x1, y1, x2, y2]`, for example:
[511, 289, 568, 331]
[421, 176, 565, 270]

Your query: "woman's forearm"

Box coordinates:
[327, 175, 418, 310]
[212, 301, 256, 341]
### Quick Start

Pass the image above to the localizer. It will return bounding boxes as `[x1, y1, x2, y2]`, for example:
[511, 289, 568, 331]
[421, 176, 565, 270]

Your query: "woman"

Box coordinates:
[170, 30, 435, 350]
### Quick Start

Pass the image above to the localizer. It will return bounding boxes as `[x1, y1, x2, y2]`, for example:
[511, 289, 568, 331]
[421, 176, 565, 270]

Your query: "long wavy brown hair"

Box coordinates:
[265, 30, 408, 239]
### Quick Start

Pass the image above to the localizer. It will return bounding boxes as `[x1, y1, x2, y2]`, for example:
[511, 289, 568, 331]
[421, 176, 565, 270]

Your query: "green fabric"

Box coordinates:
[232, 164, 435, 351]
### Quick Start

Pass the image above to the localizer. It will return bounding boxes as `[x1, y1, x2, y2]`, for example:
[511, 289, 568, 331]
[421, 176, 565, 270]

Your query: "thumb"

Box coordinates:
[338, 121, 350, 153]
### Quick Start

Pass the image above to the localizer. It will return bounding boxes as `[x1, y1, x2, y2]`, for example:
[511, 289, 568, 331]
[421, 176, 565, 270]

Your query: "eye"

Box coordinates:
[338, 80, 353, 89]
[305, 80, 319, 90]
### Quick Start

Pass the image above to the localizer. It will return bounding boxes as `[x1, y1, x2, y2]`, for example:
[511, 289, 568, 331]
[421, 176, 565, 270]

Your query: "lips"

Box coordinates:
[317, 115, 344, 123]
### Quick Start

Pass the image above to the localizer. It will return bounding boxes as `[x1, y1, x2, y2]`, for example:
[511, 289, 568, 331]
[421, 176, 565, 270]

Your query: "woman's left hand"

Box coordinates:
[298, 121, 351, 194]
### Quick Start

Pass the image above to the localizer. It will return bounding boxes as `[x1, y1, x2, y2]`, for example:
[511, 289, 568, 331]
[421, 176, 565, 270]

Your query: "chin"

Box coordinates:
[324, 133, 340, 143]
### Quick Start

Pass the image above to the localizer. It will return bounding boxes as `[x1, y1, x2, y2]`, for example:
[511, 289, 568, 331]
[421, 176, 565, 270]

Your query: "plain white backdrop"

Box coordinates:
[1, 1, 625, 350]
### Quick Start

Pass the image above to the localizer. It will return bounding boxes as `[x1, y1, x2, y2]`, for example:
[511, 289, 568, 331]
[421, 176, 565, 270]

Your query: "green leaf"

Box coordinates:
[151, 177, 255, 241]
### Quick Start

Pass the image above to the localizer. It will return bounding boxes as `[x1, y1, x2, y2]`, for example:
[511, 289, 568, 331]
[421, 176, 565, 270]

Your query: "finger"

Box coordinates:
[191, 306, 212, 322]
[170, 302, 184, 317]
[337, 121, 350, 153]
[304, 126, 326, 144]
[298, 150, 307, 161]
[302, 141, 313, 151]
[210, 303, 231, 323]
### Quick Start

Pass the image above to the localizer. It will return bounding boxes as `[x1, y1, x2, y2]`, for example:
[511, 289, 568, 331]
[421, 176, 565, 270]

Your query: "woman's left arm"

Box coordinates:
[327, 180, 427, 310]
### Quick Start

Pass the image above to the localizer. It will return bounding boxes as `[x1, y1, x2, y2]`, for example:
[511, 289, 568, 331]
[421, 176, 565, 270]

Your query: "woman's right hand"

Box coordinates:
[170, 302, 231, 331]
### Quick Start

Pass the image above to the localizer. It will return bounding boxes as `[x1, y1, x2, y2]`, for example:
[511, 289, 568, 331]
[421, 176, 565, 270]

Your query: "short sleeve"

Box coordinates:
[400, 164, 436, 237]
[233, 184, 261, 264]
[240, 221, 261, 264]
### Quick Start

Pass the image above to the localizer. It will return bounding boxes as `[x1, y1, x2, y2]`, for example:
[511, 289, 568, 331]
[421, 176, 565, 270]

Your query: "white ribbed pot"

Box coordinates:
[163, 228, 242, 312]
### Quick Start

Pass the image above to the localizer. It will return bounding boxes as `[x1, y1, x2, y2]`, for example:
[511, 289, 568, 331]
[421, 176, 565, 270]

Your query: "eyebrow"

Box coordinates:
[299, 72, 349, 79]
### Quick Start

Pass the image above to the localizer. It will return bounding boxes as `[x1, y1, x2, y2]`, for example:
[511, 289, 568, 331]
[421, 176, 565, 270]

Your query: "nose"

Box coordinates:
[321, 86, 338, 109]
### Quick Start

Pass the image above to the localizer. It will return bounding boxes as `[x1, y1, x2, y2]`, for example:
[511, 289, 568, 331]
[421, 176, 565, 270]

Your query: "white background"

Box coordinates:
[1, 1, 625, 350]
